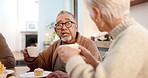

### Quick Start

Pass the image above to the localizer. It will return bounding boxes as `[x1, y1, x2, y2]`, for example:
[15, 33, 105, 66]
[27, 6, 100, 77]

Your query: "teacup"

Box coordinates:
[27, 47, 39, 57]
[61, 43, 81, 52]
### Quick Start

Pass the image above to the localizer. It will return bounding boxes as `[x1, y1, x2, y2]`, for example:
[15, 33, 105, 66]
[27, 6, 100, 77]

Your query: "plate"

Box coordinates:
[0, 70, 14, 78]
[6, 70, 14, 74]
[0, 74, 7, 78]
[20, 71, 52, 78]
[0, 70, 14, 75]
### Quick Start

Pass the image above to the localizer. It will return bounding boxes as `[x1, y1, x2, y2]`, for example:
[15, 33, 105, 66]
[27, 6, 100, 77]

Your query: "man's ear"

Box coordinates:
[75, 24, 78, 29]
[92, 6, 101, 19]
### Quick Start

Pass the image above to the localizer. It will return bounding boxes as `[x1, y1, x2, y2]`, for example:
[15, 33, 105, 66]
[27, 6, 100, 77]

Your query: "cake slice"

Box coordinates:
[34, 68, 44, 76]
[0, 62, 6, 74]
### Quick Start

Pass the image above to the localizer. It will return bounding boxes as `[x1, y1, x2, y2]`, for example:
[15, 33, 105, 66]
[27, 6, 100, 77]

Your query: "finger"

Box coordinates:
[52, 73, 60, 78]
[57, 74, 60, 78]
[24, 48, 28, 52]
[23, 49, 28, 55]
[23, 48, 28, 54]
[81, 55, 87, 61]
[47, 73, 53, 78]
[23, 52, 28, 57]
[24, 53, 28, 57]
[23, 49, 34, 59]
[79, 45, 91, 56]
[23, 51, 30, 58]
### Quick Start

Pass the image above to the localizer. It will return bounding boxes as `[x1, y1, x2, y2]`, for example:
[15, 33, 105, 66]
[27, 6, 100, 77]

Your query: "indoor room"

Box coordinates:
[0, 0, 148, 78]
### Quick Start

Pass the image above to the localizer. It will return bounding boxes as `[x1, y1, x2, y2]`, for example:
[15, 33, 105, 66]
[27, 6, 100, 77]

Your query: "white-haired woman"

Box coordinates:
[58, 0, 148, 78]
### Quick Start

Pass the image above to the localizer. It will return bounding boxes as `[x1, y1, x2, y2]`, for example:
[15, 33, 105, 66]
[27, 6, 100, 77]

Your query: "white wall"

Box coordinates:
[0, 0, 18, 51]
[0, 0, 39, 52]
[18, 0, 39, 50]
[77, 0, 84, 36]
[18, 0, 39, 31]
[64, 0, 74, 14]
[78, 0, 101, 38]
[38, 0, 64, 51]
[130, 2, 148, 29]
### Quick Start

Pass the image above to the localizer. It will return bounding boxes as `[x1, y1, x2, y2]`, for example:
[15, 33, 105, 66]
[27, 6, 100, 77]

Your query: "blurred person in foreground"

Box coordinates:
[23, 10, 102, 78]
[0, 33, 15, 68]
[58, 0, 148, 78]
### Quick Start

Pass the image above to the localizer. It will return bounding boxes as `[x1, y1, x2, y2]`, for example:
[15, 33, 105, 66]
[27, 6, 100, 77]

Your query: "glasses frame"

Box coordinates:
[55, 21, 75, 30]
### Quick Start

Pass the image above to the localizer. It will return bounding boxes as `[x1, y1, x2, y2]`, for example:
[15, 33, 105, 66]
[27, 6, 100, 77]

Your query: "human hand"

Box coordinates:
[58, 46, 80, 63]
[46, 70, 68, 78]
[79, 45, 99, 69]
[23, 48, 36, 62]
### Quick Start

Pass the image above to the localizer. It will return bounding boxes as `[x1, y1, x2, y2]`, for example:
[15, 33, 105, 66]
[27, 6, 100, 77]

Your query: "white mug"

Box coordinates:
[60, 43, 81, 52]
[27, 47, 39, 57]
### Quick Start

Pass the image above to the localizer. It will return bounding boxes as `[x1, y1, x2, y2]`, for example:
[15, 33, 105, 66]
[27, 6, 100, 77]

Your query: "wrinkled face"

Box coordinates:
[55, 13, 78, 43]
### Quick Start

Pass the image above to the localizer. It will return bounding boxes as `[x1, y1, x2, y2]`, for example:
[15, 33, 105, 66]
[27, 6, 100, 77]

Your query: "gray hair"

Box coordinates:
[84, 0, 130, 22]
[56, 10, 76, 22]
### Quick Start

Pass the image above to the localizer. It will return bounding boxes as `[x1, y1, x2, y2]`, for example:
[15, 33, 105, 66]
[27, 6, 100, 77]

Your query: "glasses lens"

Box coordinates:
[55, 23, 62, 29]
[65, 21, 73, 27]
[55, 21, 74, 30]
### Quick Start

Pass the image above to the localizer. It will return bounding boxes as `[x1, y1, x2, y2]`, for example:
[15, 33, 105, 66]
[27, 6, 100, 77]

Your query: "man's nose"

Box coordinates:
[61, 25, 67, 30]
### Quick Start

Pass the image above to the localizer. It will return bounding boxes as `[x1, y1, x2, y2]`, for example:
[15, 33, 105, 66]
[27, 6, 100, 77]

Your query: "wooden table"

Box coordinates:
[7, 66, 30, 78]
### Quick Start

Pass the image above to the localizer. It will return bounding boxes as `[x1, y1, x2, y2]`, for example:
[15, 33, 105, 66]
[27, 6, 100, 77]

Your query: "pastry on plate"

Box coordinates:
[34, 68, 44, 76]
[0, 62, 6, 74]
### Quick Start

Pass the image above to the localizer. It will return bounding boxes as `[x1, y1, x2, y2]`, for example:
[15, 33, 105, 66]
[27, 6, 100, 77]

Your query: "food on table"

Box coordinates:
[34, 68, 44, 76]
[0, 62, 6, 74]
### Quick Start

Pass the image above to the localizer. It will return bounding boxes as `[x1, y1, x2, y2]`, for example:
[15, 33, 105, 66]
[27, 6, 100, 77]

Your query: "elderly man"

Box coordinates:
[23, 11, 101, 77]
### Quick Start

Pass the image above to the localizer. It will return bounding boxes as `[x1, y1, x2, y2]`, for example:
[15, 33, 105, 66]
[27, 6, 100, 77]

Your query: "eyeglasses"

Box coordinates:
[55, 21, 75, 30]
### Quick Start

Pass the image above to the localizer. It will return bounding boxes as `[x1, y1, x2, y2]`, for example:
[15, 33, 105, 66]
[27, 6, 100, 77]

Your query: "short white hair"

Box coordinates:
[56, 10, 76, 23]
[84, 0, 130, 22]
